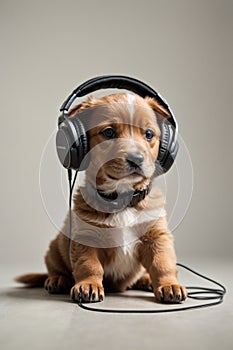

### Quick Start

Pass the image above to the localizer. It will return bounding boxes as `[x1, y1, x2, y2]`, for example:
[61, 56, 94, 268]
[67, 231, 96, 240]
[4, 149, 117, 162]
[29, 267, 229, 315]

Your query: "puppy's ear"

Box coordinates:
[68, 96, 101, 118]
[145, 97, 170, 119]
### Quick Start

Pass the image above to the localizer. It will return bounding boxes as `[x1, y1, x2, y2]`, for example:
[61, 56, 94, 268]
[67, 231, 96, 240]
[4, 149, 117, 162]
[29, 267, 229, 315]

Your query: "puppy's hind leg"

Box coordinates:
[44, 275, 73, 294]
[45, 234, 74, 294]
[130, 273, 153, 292]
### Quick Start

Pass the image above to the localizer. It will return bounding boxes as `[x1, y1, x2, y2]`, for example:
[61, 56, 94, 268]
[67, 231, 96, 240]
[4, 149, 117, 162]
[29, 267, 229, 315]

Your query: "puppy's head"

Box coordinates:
[69, 93, 170, 193]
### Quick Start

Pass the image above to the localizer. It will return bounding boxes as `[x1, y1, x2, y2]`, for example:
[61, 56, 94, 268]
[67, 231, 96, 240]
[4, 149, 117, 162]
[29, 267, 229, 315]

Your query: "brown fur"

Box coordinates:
[16, 93, 186, 304]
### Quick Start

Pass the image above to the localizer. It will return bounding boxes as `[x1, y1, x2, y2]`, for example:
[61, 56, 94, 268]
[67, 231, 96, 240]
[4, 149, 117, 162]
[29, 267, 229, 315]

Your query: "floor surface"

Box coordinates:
[0, 258, 232, 350]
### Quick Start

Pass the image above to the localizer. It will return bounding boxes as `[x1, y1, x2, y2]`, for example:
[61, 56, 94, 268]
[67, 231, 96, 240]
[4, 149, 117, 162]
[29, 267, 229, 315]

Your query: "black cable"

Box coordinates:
[67, 170, 226, 313]
[177, 262, 226, 302]
[71, 170, 78, 193]
[67, 169, 78, 257]
[76, 263, 226, 313]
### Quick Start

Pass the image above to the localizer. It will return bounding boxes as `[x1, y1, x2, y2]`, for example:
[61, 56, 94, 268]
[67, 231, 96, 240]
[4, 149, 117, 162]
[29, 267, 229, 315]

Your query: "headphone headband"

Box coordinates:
[57, 75, 179, 175]
[60, 75, 177, 130]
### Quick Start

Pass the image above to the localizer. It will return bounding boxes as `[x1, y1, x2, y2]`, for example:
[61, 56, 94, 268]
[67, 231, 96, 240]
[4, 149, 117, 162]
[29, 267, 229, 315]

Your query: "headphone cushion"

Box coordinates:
[157, 122, 170, 164]
[156, 121, 178, 174]
[162, 140, 179, 173]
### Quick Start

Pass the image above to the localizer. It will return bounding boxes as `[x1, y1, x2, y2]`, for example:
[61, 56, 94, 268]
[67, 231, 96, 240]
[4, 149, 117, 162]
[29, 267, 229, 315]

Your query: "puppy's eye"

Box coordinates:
[145, 129, 155, 141]
[100, 127, 117, 139]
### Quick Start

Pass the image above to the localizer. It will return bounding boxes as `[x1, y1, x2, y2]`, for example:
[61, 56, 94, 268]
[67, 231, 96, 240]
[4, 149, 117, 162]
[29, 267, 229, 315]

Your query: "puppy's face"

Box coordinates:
[70, 93, 170, 193]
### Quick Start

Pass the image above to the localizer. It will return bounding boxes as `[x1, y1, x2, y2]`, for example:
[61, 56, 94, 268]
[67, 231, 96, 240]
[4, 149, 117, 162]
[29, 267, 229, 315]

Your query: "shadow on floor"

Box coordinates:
[1, 286, 156, 305]
[2, 286, 70, 302]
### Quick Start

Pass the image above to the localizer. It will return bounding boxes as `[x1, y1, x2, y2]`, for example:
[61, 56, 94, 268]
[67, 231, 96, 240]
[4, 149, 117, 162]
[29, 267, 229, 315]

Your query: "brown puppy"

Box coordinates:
[17, 93, 187, 304]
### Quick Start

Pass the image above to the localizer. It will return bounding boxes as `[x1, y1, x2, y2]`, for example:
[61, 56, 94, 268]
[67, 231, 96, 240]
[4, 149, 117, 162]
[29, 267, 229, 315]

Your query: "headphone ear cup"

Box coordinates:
[56, 119, 75, 169]
[72, 117, 89, 171]
[56, 118, 89, 170]
[155, 122, 178, 176]
[162, 138, 179, 173]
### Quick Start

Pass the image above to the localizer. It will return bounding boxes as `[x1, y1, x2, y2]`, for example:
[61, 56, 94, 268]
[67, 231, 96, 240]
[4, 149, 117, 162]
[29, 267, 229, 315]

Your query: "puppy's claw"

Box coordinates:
[155, 284, 187, 304]
[71, 281, 104, 303]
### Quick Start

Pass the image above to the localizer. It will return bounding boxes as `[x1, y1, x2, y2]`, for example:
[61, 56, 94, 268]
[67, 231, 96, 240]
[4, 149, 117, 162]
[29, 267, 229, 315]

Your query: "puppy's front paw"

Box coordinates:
[71, 281, 105, 303]
[155, 284, 187, 303]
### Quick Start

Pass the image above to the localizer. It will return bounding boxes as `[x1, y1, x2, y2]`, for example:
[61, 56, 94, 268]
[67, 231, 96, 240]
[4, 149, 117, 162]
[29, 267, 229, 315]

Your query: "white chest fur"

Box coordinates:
[103, 240, 140, 281]
[68, 206, 166, 249]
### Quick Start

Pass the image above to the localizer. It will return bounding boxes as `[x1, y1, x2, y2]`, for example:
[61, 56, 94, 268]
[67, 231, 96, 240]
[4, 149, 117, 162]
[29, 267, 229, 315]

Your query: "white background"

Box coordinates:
[1, 0, 232, 268]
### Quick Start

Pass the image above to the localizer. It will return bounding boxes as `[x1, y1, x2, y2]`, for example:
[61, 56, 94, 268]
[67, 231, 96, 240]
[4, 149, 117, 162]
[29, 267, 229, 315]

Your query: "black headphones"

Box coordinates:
[56, 75, 179, 176]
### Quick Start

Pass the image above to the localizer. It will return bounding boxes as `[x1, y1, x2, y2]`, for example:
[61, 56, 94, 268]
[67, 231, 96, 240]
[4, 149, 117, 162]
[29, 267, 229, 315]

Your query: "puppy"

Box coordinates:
[17, 93, 187, 304]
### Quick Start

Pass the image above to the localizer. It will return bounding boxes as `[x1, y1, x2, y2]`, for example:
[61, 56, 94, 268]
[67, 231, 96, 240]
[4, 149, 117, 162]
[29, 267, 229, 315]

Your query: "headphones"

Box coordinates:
[56, 75, 179, 176]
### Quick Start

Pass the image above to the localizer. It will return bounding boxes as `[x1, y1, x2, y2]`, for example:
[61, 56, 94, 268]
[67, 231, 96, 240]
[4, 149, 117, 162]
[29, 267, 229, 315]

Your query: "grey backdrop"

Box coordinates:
[1, 0, 232, 270]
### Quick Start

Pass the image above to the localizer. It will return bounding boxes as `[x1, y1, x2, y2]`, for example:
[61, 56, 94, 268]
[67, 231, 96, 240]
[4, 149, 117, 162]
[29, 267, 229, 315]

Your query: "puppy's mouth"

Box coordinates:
[106, 166, 146, 181]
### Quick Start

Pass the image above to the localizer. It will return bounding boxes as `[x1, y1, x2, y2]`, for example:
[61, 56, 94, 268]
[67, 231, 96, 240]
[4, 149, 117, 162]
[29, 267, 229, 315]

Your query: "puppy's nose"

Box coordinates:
[126, 152, 144, 168]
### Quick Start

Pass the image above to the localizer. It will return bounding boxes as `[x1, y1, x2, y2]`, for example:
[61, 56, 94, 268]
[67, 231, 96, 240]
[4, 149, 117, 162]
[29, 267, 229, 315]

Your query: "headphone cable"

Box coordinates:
[67, 169, 78, 257]
[67, 170, 226, 313]
[77, 263, 226, 313]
